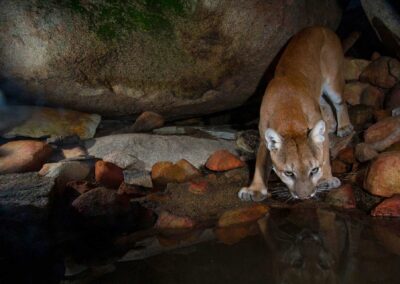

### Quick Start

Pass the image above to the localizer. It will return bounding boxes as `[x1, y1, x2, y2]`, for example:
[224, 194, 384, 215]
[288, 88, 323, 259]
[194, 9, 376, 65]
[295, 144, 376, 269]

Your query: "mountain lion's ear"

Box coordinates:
[265, 128, 283, 151]
[309, 120, 326, 144]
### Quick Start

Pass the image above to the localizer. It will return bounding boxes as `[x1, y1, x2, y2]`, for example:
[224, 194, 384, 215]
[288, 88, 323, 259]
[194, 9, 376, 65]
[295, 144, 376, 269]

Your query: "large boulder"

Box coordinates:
[0, 0, 341, 118]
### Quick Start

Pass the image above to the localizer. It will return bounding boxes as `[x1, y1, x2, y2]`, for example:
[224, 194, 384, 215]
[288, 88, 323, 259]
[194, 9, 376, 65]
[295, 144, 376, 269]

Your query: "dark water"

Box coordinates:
[91, 207, 400, 284]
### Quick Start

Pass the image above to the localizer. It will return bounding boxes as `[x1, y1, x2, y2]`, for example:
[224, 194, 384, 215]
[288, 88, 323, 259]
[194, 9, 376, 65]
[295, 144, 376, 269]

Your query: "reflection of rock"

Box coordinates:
[0, 0, 341, 117]
[0, 140, 53, 174]
[217, 204, 269, 227]
[85, 134, 237, 171]
[2, 106, 100, 139]
[373, 221, 400, 256]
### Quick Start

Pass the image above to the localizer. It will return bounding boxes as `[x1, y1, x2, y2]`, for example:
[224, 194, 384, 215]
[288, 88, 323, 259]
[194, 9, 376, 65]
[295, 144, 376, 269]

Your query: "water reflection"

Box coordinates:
[94, 207, 400, 284]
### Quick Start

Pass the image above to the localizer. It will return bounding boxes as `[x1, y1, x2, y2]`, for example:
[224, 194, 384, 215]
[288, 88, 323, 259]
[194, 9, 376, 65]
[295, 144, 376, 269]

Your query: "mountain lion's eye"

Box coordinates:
[284, 171, 294, 177]
[310, 167, 319, 175]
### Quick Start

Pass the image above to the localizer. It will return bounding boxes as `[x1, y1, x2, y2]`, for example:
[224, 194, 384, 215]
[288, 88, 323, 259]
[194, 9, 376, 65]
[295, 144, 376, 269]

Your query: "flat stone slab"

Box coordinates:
[85, 134, 238, 171]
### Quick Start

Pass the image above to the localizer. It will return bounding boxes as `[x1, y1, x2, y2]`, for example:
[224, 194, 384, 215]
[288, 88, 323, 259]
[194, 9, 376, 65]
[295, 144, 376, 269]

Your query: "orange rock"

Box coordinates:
[331, 159, 350, 175]
[385, 83, 400, 111]
[360, 85, 384, 109]
[0, 140, 52, 174]
[360, 56, 400, 89]
[364, 116, 400, 144]
[325, 184, 356, 209]
[343, 58, 370, 81]
[372, 195, 400, 217]
[117, 182, 146, 197]
[337, 147, 356, 164]
[373, 109, 391, 121]
[95, 160, 124, 189]
[218, 204, 269, 227]
[155, 211, 196, 230]
[343, 82, 368, 105]
[205, 150, 245, 171]
[215, 223, 259, 245]
[371, 52, 381, 61]
[355, 143, 378, 162]
[364, 152, 400, 197]
[131, 111, 165, 132]
[188, 180, 208, 195]
[151, 159, 201, 186]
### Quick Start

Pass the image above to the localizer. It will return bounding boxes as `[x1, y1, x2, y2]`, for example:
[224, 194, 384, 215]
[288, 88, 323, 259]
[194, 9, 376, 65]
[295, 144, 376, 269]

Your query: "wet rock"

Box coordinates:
[205, 150, 245, 171]
[123, 169, 153, 188]
[155, 211, 196, 230]
[0, 140, 53, 174]
[39, 161, 91, 187]
[361, 0, 400, 59]
[337, 147, 356, 164]
[71, 187, 133, 228]
[325, 184, 356, 209]
[364, 151, 400, 197]
[343, 82, 369, 105]
[131, 111, 165, 133]
[61, 146, 87, 159]
[343, 58, 370, 81]
[2, 106, 100, 139]
[371, 195, 400, 217]
[217, 204, 269, 227]
[363, 116, 400, 151]
[360, 57, 400, 89]
[331, 159, 350, 175]
[360, 85, 384, 109]
[0, 172, 55, 221]
[385, 83, 400, 111]
[355, 143, 379, 162]
[85, 134, 237, 171]
[95, 161, 124, 189]
[349, 104, 374, 130]
[0, 0, 341, 118]
[151, 159, 201, 186]
[373, 109, 391, 121]
[215, 222, 259, 245]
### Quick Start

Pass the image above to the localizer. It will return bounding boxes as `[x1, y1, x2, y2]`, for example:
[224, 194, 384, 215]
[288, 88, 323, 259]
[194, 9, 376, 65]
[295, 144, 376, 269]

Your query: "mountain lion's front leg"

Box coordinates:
[238, 141, 270, 201]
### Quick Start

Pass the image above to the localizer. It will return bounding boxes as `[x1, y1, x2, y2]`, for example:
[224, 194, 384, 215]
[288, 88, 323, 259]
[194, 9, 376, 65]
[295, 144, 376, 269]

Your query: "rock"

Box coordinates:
[331, 159, 350, 174]
[188, 180, 208, 195]
[0, 0, 341, 118]
[95, 161, 124, 189]
[329, 132, 355, 159]
[385, 142, 400, 152]
[71, 187, 133, 228]
[360, 57, 400, 89]
[2, 106, 100, 139]
[355, 143, 379, 162]
[217, 204, 269, 227]
[371, 52, 381, 61]
[364, 116, 400, 150]
[360, 85, 384, 109]
[152, 126, 188, 135]
[123, 169, 153, 188]
[353, 185, 383, 212]
[0, 140, 53, 174]
[155, 211, 196, 230]
[364, 151, 400, 197]
[46, 135, 81, 146]
[325, 184, 356, 209]
[85, 133, 237, 171]
[131, 111, 165, 133]
[66, 181, 95, 195]
[103, 151, 145, 170]
[154, 126, 237, 140]
[337, 147, 356, 164]
[236, 130, 260, 154]
[373, 109, 391, 121]
[385, 83, 400, 111]
[343, 82, 369, 105]
[371, 195, 400, 217]
[61, 146, 87, 159]
[343, 58, 370, 81]
[39, 161, 91, 187]
[117, 183, 147, 197]
[151, 159, 201, 186]
[349, 104, 374, 130]
[361, 0, 400, 59]
[205, 150, 245, 171]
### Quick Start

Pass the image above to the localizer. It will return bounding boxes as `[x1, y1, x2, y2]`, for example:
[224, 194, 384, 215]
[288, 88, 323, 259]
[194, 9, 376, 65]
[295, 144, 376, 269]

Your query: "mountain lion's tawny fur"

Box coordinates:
[239, 27, 353, 201]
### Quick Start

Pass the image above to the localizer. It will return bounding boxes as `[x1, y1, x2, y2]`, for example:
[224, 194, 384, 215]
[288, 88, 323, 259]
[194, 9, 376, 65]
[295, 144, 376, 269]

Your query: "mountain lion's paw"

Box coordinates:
[238, 187, 268, 202]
